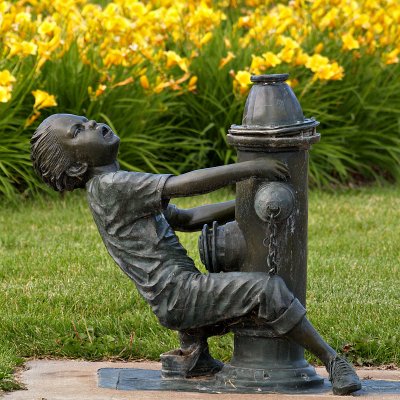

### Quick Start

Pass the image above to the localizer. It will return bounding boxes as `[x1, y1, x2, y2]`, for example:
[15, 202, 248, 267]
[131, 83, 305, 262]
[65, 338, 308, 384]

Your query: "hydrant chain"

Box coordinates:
[264, 209, 280, 275]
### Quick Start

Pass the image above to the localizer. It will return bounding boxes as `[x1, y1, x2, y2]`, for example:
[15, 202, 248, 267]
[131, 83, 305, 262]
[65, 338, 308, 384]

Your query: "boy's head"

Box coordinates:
[31, 113, 120, 191]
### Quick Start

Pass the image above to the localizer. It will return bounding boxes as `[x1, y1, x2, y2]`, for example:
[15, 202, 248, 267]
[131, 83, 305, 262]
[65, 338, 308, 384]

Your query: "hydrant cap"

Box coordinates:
[241, 73, 316, 131]
[250, 74, 289, 83]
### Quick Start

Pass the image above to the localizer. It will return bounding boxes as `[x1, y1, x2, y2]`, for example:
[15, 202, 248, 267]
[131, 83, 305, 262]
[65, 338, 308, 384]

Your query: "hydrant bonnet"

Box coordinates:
[228, 73, 320, 149]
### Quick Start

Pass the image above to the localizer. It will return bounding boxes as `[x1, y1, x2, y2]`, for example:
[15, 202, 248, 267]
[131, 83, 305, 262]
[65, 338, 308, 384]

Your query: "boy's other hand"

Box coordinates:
[252, 158, 290, 181]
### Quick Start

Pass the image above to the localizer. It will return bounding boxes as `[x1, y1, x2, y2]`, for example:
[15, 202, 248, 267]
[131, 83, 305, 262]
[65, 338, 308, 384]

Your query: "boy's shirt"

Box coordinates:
[86, 171, 199, 307]
[85, 172, 304, 332]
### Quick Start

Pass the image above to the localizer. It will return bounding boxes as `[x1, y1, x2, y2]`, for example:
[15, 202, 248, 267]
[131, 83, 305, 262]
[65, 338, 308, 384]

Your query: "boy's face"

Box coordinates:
[52, 114, 120, 167]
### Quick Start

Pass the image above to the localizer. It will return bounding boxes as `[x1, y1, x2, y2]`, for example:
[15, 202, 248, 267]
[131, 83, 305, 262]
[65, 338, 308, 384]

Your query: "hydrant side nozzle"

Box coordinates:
[254, 182, 295, 222]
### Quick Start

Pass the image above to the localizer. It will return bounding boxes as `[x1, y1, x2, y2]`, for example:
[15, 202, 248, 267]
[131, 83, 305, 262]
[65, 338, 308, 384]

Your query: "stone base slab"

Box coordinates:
[3, 359, 400, 400]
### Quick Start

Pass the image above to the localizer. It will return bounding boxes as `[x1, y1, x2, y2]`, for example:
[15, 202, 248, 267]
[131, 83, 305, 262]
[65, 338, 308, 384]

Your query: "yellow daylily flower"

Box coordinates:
[165, 51, 189, 73]
[20, 41, 38, 56]
[25, 111, 41, 127]
[286, 79, 299, 88]
[250, 55, 266, 74]
[153, 79, 169, 94]
[15, 11, 32, 24]
[383, 49, 399, 65]
[354, 13, 371, 29]
[306, 54, 330, 72]
[103, 49, 129, 67]
[0, 85, 12, 103]
[199, 32, 213, 46]
[0, 70, 16, 86]
[237, 16, 252, 28]
[263, 52, 282, 68]
[294, 50, 310, 66]
[373, 23, 383, 34]
[342, 33, 360, 51]
[219, 52, 235, 69]
[38, 20, 58, 37]
[277, 36, 299, 50]
[104, 15, 132, 34]
[319, 8, 339, 29]
[140, 75, 150, 90]
[112, 77, 134, 88]
[314, 43, 324, 54]
[0, 2, 11, 13]
[32, 90, 57, 110]
[234, 70, 252, 95]
[235, 70, 251, 87]
[278, 47, 295, 63]
[188, 75, 198, 92]
[95, 84, 107, 97]
[8, 41, 38, 57]
[313, 62, 344, 81]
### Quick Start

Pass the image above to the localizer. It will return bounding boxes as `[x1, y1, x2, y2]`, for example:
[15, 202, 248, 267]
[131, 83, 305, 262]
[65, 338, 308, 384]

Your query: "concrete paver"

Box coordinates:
[2, 360, 399, 400]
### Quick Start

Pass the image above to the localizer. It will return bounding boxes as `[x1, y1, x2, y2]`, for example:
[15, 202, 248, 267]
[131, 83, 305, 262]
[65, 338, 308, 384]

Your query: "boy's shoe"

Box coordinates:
[328, 355, 361, 395]
[160, 345, 223, 379]
[160, 346, 200, 379]
[186, 348, 224, 377]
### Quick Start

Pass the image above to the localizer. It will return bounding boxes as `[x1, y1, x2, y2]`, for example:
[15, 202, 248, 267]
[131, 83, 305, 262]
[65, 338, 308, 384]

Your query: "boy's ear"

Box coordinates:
[66, 162, 88, 177]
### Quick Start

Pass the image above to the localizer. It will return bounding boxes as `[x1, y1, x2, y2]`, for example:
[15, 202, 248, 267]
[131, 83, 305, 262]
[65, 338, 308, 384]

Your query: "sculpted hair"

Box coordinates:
[31, 114, 87, 192]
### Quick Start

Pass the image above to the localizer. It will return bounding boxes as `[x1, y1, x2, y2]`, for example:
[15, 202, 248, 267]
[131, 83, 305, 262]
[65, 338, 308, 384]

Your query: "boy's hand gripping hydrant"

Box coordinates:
[30, 73, 361, 395]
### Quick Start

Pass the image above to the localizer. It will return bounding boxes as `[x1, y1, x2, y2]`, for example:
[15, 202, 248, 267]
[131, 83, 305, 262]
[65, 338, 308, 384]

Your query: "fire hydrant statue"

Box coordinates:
[31, 74, 361, 395]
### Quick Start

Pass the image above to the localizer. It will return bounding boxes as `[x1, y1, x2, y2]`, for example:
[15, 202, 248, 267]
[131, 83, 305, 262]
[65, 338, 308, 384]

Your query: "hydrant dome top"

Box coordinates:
[228, 73, 320, 148]
[238, 73, 318, 134]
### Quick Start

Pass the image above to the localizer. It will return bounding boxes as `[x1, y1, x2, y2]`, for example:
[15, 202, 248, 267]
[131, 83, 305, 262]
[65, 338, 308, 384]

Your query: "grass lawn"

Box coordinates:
[0, 185, 399, 390]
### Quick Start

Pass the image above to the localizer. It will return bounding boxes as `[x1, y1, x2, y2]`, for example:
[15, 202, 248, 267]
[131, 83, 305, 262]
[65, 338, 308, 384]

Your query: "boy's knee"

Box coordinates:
[266, 275, 293, 306]
[157, 311, 182, 331]
[260, 275, 306, 335]
[152, 301, 183, 330]
[257, 275, 295, 322]
[266, 275, 285, 289]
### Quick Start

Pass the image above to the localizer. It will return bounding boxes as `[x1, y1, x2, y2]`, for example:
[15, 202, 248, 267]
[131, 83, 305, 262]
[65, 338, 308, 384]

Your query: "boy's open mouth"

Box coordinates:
[101, 125, 112, 140]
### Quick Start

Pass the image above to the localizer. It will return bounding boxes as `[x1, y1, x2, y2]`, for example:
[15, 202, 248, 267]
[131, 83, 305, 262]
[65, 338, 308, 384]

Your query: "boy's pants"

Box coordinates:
[153, 272, 306, 338]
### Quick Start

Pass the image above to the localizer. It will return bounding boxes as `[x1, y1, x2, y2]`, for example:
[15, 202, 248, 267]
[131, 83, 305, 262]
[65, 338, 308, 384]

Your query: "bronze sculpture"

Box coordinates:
[30, 75, 361, 395]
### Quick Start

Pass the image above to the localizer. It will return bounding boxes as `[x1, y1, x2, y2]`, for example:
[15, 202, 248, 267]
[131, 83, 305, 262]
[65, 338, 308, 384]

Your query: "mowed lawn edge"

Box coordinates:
[0, 186, 399, 390]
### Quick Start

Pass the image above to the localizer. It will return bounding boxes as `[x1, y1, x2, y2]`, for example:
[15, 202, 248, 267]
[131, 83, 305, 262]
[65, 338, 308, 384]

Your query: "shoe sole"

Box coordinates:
[333, 382, 362, 395]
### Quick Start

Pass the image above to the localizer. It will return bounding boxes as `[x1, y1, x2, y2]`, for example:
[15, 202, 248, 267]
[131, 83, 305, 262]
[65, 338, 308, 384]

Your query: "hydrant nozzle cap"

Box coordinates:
[250, 74, 289, 84]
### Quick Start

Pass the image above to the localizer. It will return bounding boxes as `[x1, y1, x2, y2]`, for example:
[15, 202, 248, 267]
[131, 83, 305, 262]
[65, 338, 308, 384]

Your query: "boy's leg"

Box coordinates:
[158, 271, 360, 393]
[158, 272, 300, 379]
[231, 275, 361, 395]
[286, 318, 361, 395]
[161, 326, 227, 378]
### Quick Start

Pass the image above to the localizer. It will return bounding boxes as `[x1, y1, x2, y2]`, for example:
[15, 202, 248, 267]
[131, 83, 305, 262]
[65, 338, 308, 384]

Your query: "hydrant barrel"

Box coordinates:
[228, 73, 320, 303]
[216, 74, 323, 389]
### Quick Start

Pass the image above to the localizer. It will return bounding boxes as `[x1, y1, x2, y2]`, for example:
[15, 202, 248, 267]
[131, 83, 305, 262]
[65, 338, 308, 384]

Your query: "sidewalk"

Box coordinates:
[3, 360, 400, 400]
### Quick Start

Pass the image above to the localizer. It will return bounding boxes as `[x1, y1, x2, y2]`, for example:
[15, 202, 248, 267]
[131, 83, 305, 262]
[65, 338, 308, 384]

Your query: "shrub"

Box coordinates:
[0, 0, 399, 198]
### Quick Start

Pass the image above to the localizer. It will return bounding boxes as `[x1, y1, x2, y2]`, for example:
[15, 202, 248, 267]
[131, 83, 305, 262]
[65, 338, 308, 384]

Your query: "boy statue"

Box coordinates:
[31, 114, 361, 395]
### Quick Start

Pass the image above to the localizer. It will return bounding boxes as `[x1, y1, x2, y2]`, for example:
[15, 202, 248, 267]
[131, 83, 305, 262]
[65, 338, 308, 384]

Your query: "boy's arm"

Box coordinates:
[165, 200, 235, 232]
[162, 158, 288, 198]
